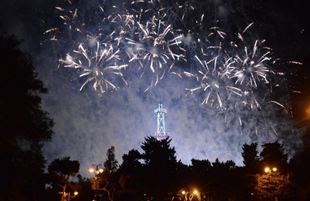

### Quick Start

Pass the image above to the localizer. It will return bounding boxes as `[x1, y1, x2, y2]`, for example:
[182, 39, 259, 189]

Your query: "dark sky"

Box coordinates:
[1, 0, 309, 175]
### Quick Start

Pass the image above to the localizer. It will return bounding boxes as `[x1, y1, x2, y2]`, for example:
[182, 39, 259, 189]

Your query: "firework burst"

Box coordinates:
[184, 50, 241, 109]
[231, 39, 273, 88]
[59, 41, 127, 94]
[46, 1, 290, 114]
[127, 16, 185, 89]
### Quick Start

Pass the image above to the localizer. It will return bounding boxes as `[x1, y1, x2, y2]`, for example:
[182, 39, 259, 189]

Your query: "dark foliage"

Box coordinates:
[260, 141, 288, 172]
[0, 34, 53, 201]
[48, 156, 80, 178]
[141, 136, 178, 200]
[104, 146, 119, 174]
[46, 157, 80, 201]
[242, 143, 260, 173]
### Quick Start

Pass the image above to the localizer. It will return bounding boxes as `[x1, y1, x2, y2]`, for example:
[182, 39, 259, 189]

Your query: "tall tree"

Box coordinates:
[47, 157, 80, 201]
[289, 141, 310, 200]
[119, 149, 142, 189]
[140, 136, 178, 201]
[260, 142, 288, 172]
[100, 146, 119, 201]
[118, 149, 143, 200]
[242, 143, 260, 173]
[255, 169, 291, 201]
[190, 159, 211, 190]
[104, 146, 119, 174]
[48, 157, 80, 179]
[241, 143, 260, 200]
[0, 34, 53, 201]
[256, 142, 292, 201]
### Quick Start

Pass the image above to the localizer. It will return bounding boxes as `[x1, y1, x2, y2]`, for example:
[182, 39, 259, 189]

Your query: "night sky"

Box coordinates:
[1, 0, 309, 175]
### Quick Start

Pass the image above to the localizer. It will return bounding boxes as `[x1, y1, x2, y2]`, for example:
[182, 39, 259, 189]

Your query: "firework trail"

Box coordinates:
[126, 16, 185, 90]
[228, 23, 286, 110]
[232, 40, 272, 88]
[45, 0, 291, 113]
[184, 49, 241, 109]
[59, 41, 127, 94]
[46, 0, 187, 93]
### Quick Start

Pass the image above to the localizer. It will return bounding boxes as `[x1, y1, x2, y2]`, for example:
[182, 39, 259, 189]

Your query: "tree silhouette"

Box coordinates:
[289, 141, 310, 200]
[241, 143, 260, 200]
[48, 157, 80, 178]
[207, 159, 235, 200]
[141, 136, 178, 201]
[74, 175, 94, 201]
[119, 149, 143, 190]
[47, 157, 80, 201]
[190, 159, 211, 193]
[117, 149, 144, 201]
[260, 142, 288, 172]
[255, 170, 291, 201]
[99, 146, 119, 201]
[0, 34, 53, 201]
[255, 142, 292, 201]
[242, 143, 259, 173]
[104, 146, 119, 174]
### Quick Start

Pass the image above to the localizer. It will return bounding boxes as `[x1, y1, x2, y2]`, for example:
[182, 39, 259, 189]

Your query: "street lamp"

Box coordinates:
[264, 166, 277, 174]
[60, 191, 79, 201]
[306, 104, 310, 119]
[89, 164, 105, 201]
[179, 188, 200, 201]
[89, 167, 95, 173]
[89, 164, 104, 176]
[264, 166, 271, 173]
[272, 167, 278, 172]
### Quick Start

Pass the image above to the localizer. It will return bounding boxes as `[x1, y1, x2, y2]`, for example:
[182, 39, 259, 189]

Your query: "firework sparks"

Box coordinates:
[231, 40, 273, 88]
[185, 52, 241, 109]
[127, 16, 185, 88]
[47, 1, 290, 116]
[59, 41, 127, 94]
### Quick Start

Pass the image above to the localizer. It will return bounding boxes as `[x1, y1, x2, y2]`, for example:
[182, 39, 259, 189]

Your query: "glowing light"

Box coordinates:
[45, 1, 295, 136]
[192, 189, 199, 195]
[306, 104, 310, 118]
[272, 167, 278, 172]
[88, 168, 94, 173]
[264, 166, 271, 173]
[73, 191, 79, 196]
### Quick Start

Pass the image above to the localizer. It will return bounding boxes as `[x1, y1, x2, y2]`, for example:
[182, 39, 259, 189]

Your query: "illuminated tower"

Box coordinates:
[154, 103, 168, 140]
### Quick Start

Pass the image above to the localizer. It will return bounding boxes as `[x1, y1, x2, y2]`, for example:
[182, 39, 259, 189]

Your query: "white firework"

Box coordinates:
[185, 52, 241, 109]
[231, 39, 273, 88]
[59, 40, 128, 94]
[108, 13, 136, 47]
[127, 16, 185, 88]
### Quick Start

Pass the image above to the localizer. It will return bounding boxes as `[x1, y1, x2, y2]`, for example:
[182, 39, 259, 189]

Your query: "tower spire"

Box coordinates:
[154, 103, 168, 140]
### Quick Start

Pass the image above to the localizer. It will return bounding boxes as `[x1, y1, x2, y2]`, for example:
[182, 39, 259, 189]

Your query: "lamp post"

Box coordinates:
[179, 188, 200, 201]
[60, 190, 79, 201]
[264, 166, 278, 174]
[89, 164, 104, 190]
[89, 164, 106, 201]
[263, 166, 279, 201]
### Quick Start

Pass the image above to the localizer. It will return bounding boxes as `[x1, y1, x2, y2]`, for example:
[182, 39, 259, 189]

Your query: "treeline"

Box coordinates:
[44, 136, 310, 201]
[1, 34, 310, 201]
